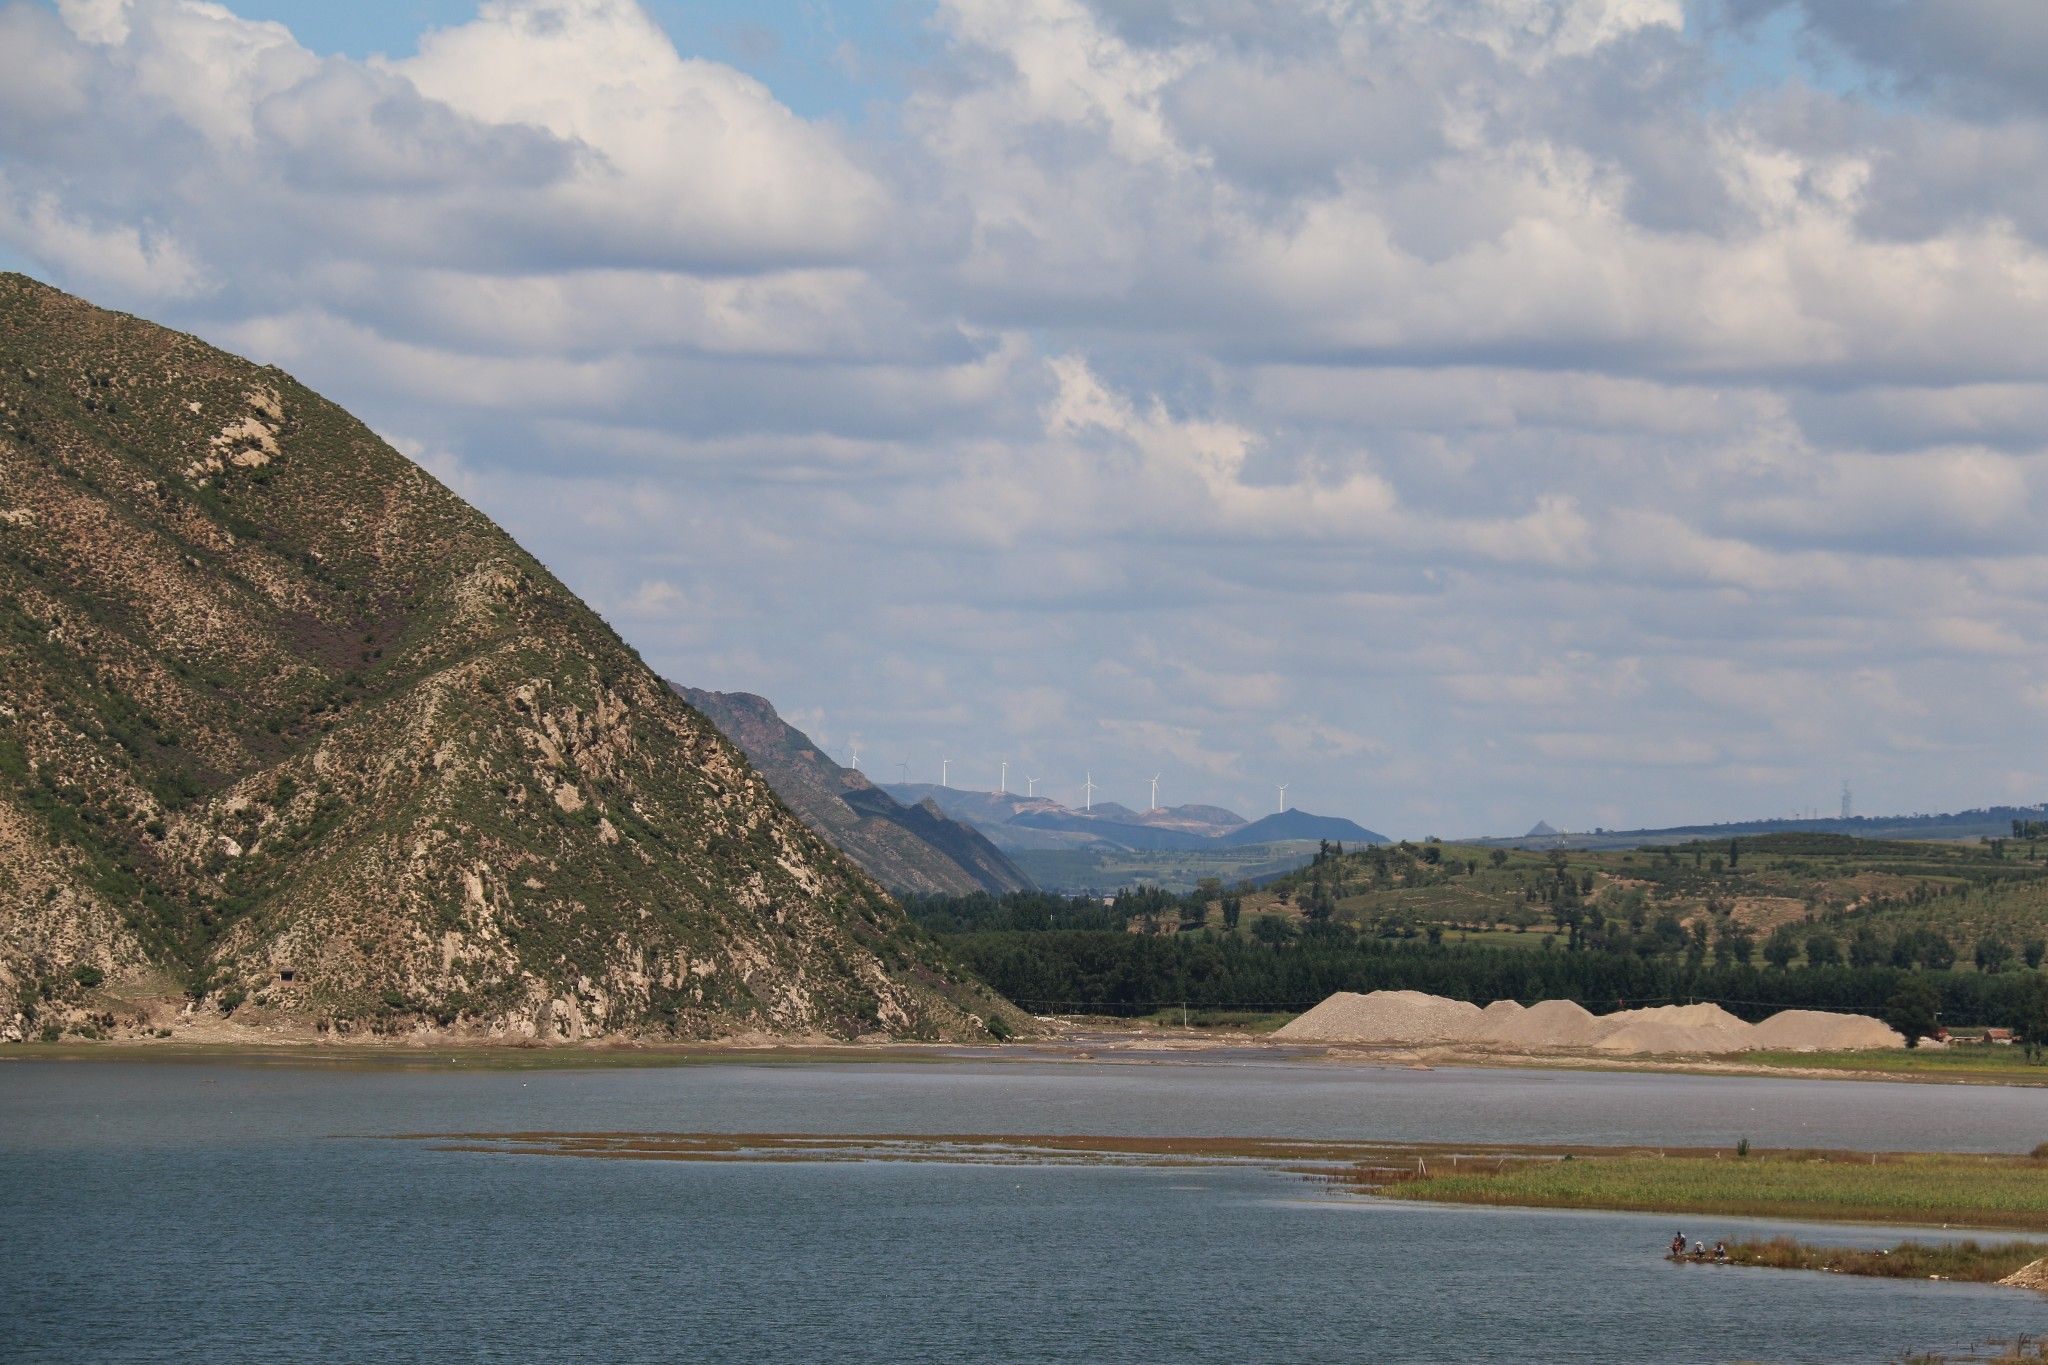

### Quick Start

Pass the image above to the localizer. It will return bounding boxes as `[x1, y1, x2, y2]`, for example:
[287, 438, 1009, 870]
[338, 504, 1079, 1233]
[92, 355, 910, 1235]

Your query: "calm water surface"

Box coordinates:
[3, 1058, 2044, 1363]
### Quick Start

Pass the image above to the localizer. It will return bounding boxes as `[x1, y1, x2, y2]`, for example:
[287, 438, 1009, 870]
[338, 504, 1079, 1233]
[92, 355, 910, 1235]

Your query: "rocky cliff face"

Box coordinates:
[0, 274, 1013, 1043]
[672, 686, 1034, 898]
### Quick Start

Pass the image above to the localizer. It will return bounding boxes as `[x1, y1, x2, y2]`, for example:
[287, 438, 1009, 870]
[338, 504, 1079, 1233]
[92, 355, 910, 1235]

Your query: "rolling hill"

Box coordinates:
[0, 274, 1014, 1043]
[1218, 809, 1388, 846]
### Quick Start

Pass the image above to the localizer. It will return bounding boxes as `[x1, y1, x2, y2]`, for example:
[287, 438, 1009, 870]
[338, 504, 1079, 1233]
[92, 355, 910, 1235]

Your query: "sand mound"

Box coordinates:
[1582, 1003, 1757, 1054]
[1747, 1009, 1903, 1051]
[1474, 998, 1610, 1048]
[1273, 989, 1484, 1044]
[1623, 1003, 1750, 1032]
[1591, 1020, 1751, 1054]
[1277, 992, 1902, 1055]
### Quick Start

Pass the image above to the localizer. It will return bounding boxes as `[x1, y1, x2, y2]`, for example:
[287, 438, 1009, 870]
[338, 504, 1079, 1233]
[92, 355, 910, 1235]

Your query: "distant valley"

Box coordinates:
[881, 784, 1387, 893]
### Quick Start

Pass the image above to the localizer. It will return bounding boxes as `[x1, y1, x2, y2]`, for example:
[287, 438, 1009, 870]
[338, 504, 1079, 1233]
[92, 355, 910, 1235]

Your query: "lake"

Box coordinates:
[3, 1057, 2044, 1363]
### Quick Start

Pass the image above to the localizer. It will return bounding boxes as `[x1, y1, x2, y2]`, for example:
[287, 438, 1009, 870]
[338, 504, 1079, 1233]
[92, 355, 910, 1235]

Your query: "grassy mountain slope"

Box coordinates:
[1208, 832, 2048, 968]
[0, 274, 1013, 1043]
[671, 686, 1033, 897]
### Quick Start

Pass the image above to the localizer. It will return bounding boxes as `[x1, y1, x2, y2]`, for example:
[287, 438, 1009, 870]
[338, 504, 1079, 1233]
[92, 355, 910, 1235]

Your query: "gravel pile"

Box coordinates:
[1279, 990, 1900, 1054]
[1747, 1009, 1904, 1051]
[1587, 1003, 1757, 1054]
[1272, 990, 1485, 1043]
[1475, 998, 1607, 1047]
[1590, 1019, 1747, 1053]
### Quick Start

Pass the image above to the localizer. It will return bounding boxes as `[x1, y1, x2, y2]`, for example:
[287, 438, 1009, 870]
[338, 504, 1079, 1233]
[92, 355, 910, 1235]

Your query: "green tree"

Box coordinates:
[1250, 914, 1294, 946]
[1848, 926, 1886, 970]
[1884, 977, 1941, 1048]
[1804, 931, 1842, 968]
[1221, 896, 1243, 931]
[2015, 977, 2048, 1064]
[1489, 849, 1508, 868]
[1976, 935, 2015, 974]
[1762, 923, 1800, 970]
[2025, 939, 2046, 970]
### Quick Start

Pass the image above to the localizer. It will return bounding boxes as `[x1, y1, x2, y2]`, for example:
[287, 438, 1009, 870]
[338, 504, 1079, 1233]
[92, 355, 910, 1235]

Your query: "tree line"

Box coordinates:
[932, 926, 2047, 1030]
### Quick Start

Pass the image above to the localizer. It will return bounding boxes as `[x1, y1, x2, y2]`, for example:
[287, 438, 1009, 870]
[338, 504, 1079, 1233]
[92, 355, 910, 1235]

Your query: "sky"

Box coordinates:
[5, 0, 2048, 838]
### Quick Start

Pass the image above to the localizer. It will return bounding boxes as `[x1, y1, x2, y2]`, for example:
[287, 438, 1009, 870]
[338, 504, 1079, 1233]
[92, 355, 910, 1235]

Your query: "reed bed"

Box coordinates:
[1720, 1236, 2047, 1281]
[1386, 1151, 2048, 1230]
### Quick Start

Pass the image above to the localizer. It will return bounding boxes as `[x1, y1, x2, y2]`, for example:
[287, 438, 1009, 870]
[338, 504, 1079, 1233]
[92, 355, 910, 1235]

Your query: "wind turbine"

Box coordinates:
[941, 755, 950, 788]
[1149, 774, 1161, 812]
[1025, 776, 1038, 798]
[999, 759, 1008, 795]
[897, 760, 910, 782]
[1277, 782, 1289, 814]
[848, 742, 860, 772]
[1083, 772, 1097, 811]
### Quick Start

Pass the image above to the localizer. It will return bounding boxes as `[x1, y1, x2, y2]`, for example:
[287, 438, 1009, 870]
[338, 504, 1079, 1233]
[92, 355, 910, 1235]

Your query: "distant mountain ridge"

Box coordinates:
[882, 784, 1387, 855]
[1480, 806, 2048, 851]
[672, 689, 1032, 897]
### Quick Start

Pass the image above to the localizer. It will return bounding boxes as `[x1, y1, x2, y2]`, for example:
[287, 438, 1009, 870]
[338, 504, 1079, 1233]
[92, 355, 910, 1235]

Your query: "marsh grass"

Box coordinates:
[1744, 1049, 2048, 1083]
[1387, 1150, 2048, 1230]
[1721, 1236, 2046, 1281]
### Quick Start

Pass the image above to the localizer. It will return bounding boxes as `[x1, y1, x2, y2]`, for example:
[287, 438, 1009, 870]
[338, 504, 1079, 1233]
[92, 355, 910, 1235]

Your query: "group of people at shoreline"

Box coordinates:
[1670, 1232, 1729, 1262]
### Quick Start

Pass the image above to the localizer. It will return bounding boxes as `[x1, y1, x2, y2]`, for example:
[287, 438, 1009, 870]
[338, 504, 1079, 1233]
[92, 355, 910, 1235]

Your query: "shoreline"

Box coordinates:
[374, 1129, 2048, 1237]
[6, 1025, 2045, 1086]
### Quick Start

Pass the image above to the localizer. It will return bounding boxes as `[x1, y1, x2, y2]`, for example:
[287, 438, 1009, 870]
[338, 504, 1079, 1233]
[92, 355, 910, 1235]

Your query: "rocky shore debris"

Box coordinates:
[1999, 1258, 2048, 1292]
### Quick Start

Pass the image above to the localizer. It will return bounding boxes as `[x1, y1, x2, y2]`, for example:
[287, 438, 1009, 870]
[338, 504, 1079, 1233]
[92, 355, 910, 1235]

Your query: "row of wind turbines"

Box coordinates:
[846, 743, 1289, 815]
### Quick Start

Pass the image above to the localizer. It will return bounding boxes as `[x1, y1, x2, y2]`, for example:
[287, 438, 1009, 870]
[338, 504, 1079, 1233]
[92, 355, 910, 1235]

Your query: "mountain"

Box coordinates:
[670, 688, 1031, 897]
[885, 783, 1383, 862]
[1216, 809, 1389, 846]
[882, 784, 1060, 828]
[1004, 808, 1214, 851]
[1475, 806, 2048, 852]
[1136, 804, 1246, 835]
[0, 274, 1015, 1044]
